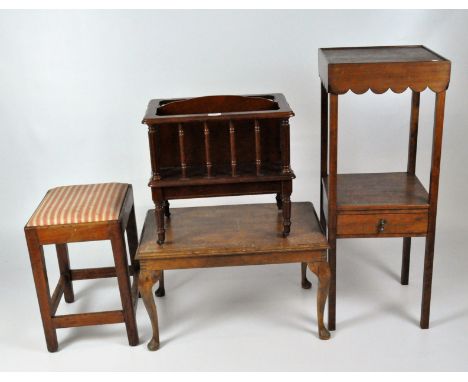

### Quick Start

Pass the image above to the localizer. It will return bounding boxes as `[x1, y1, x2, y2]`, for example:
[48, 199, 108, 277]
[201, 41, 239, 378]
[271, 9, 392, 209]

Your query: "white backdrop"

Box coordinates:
[1, 10, 467, 370]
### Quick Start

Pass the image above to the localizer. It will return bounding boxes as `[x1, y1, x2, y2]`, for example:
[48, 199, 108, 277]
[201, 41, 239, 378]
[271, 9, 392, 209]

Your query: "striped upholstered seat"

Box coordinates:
[27, 183, 129, 227]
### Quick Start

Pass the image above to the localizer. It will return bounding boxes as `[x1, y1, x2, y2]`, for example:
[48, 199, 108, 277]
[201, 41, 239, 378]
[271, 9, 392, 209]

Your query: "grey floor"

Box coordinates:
[1, 228, 467, 371]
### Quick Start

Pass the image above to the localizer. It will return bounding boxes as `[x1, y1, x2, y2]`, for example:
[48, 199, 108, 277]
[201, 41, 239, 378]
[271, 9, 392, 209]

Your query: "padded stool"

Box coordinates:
[24, 183, 139, 352]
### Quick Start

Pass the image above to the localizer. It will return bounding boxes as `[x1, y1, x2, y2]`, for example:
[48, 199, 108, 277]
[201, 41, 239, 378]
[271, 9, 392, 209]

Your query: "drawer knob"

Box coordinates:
[377, 219, 386, 232]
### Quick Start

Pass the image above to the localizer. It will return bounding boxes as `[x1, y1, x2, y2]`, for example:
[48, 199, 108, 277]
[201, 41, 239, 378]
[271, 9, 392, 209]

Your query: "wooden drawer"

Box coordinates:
[337, 211, 428, 238]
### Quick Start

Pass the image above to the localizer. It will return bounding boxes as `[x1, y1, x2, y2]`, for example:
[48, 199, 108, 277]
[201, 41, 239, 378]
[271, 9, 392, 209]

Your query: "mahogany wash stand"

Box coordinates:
[142, 94, 295, 244]
[313, 45, 451, 330]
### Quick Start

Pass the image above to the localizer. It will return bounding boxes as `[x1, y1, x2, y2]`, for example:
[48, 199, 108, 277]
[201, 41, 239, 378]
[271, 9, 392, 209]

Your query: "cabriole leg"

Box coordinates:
[301, 262, 311, 289]
[139, 269, 162, 351]
[309, 261, 331, 340]
[155, 270, 165, 297]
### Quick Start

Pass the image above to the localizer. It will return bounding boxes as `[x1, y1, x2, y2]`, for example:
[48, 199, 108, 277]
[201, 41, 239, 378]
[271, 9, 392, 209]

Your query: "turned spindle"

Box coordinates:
[254, 120, 262, 175]
[204, 121, 212, 177]
[281, 119, 291, 174]
[229, 121, 237, 176]
[178, 124, 187, 178]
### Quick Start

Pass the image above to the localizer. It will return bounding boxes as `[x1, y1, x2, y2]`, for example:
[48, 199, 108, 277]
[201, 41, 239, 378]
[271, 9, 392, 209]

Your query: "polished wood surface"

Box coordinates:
[143, 93, 293, 124]
[319, 45, 451, 94]
[323, 172, 429, 211]
[136, 202, 331, 350]
[137, 203, 328, 260]
[142, 93, 295, 243]
[24, 186, 140, 352]
[336, 211, 428, 238]
[319, 45, 450, 331]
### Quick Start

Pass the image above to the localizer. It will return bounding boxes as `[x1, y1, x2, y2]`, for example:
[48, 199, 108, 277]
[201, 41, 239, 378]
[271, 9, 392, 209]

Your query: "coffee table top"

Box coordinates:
[136, 202, 328, 260]
[318, 45, 451, 94]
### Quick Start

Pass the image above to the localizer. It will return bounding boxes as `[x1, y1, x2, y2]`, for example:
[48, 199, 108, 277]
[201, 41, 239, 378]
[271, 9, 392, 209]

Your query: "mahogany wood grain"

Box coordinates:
[139, 270, 162, 351]
[327, 93, 338, 331]
[401, 90, 421, 285]
[70, 266, 133, 280]
[301, 262, 312, 289]
[229, 121, 237, 176]
[323, 173, 429, 211]
[305, 82, 330, 291]
[178, 124, 187, 178]
[421, 90, 446, 329]
[142, 93, 295, 243]
[319, 45, 450, 330]
[52, 311, 124, 328]
[50, 277, 65, 316]
[203, 122, 212, 177]
[337, 211, 428, 238]
[138, 203, 327, 259]
[56, 244, 74, 303]
[255, 120, 261, 175]
[319, 45, 450, 94]
[143, 93, 293, 124]
[136, 202, 331, 350]
[24, 186, 140, 352]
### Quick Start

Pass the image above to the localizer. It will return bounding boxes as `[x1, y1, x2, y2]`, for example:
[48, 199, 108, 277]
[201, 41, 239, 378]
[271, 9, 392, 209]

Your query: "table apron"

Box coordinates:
[139, 250, 326, 270]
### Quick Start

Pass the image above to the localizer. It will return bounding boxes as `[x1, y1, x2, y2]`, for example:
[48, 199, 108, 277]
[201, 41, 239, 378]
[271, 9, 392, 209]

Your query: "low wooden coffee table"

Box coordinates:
[136, 202, 330, 351]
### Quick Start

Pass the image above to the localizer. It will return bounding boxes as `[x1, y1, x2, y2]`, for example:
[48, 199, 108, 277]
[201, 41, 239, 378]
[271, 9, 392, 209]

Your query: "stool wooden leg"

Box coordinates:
[301, 262, 312, 289]
[309, 261, 331, 340]
[126, 206, 139, 272]
[25, 230, 58, 352]
[155, 270, 165, 297]
[139, 270, 161, 351]
[56, 244, 74, 303]
[110, 227, 139, 346]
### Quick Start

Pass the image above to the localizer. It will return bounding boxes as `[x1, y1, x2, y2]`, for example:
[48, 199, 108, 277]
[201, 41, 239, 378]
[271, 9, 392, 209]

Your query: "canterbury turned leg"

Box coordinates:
[401, 91, 420, 285]
[139, 270, 162, 350]
[309, 261, 331, 340]
[275, 193, 283, 210]
[421, 91, 446, 329]
[327, 93, 338, 331]
[155, 200, 165, 245]
[164, 200, 171, 217]
[281, 181, 292, 237]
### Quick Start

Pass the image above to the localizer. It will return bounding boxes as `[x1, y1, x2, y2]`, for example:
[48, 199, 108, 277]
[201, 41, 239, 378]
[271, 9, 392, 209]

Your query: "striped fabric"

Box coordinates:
[27, 183, 129, 227]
